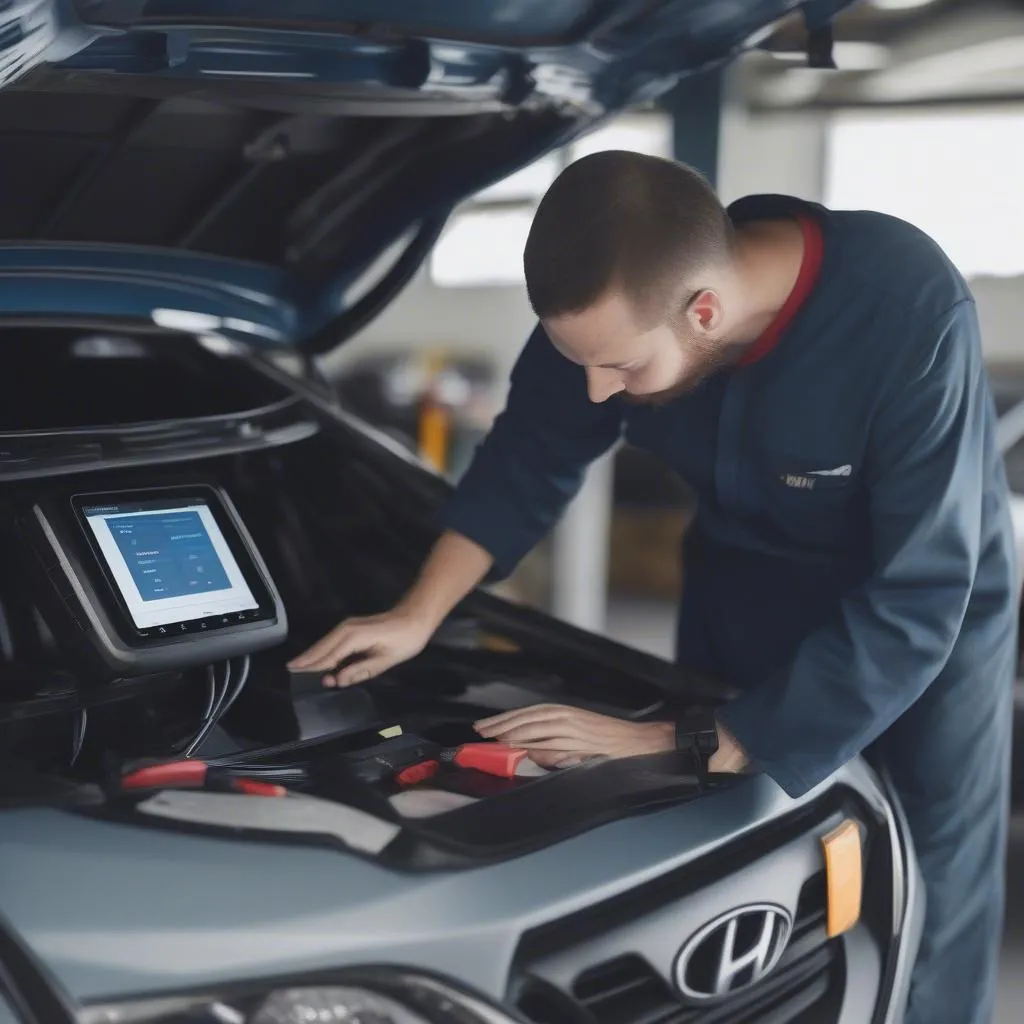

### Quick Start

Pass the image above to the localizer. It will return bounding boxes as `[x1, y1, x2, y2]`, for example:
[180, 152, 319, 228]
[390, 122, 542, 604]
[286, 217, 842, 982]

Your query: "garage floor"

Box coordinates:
[605, 598, 1023, 1024]
[998, 817, 1024, 1023]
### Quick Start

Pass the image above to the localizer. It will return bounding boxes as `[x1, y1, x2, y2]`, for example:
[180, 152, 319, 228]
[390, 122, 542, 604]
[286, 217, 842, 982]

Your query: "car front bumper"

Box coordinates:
[0, 756, 923, 1024]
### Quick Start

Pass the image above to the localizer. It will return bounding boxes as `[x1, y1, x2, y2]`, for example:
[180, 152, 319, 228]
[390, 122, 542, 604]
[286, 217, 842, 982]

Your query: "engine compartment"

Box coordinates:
[0, 328, 731, 868]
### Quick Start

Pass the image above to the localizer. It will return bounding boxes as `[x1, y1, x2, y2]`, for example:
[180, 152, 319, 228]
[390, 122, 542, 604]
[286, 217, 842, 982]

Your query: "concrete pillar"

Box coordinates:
[663, 66, 724, 184]
[551, 450, 616, 630]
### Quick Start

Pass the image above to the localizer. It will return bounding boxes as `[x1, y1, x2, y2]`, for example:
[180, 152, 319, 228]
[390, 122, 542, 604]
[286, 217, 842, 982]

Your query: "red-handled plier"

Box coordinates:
[121, 760, 286, 797]
[389, 743, 529, 788]
[442, 742, 529, 779]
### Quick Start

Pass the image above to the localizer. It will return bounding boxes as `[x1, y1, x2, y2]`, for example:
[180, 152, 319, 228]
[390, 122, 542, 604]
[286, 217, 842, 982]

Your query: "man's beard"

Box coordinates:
[625, 333, 735, 407]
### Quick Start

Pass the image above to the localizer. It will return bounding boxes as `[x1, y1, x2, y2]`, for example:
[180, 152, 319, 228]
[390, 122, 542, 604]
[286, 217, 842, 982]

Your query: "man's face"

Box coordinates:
[543, 289, 727, 405]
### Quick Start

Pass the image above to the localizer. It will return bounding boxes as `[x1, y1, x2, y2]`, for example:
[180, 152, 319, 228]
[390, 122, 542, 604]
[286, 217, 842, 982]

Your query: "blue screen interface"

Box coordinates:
[105, 510, 231, 601]
[81, 497, 259, 629]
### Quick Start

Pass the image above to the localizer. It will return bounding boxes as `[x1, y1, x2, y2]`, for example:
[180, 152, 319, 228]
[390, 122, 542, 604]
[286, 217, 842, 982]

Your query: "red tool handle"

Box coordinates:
[395, 760, 440, 787]
[122, 761, 208, 790]
[121, 761, 286, 797]
[454, 743, 528, 778]
[231, 778, 287, 798]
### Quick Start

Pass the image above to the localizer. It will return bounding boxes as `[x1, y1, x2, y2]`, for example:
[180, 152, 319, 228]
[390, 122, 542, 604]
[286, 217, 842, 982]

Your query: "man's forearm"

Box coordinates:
[397, 530, 494, 631]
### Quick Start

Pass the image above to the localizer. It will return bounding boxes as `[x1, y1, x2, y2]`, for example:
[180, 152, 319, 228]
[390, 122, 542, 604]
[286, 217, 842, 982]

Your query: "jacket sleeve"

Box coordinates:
[439, 324, 624, 579]
[718, 299, 998, 798]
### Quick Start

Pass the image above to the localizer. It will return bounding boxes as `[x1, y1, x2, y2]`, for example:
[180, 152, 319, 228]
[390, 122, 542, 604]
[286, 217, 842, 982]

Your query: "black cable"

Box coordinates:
[183, 656, 252, 759]
[184, 663, 229, 758]
[69, 708, 87, 768]
[0, 595, 15, 662]
[299, 214, 450, 355]
[218, 655, 251, 721]
[200, 669, 218, 722]
[206, 661, 233, 727]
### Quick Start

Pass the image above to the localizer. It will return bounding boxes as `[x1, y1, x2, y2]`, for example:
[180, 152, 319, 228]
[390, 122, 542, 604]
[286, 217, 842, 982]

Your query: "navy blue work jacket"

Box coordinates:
[440, 195, 1017, 798]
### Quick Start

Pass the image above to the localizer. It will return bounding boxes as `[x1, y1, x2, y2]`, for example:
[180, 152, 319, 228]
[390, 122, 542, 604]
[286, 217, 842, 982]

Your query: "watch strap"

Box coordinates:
[674, 709, 719, 782]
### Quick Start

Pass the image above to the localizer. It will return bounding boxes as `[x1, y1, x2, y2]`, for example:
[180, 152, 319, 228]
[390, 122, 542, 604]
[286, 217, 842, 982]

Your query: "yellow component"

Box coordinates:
[821, 818, 863, 938]
[417, 349, 451, 473]
[479, 633, 520, 653]
[418, 400, 449, 472]
[378, 725, 403, 739]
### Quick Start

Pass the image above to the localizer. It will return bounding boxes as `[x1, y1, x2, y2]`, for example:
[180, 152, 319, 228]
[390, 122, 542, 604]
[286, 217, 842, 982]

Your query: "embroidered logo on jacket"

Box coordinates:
[780, 465, 853, 490]
[782, 474, 817, 490]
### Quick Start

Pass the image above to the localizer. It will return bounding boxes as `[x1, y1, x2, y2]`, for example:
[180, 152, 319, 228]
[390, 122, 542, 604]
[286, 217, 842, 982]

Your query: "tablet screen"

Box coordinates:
[81, 497, 259, 630]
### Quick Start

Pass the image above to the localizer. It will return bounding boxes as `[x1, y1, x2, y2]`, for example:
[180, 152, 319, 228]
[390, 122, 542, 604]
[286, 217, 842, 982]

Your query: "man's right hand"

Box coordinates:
[287, 609, 433, 687]
[288, 530, 495, 688]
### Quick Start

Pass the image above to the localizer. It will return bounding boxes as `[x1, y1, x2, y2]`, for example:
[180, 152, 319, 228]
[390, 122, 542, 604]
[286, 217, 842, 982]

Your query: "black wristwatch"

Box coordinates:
[674, 710, 720, 781]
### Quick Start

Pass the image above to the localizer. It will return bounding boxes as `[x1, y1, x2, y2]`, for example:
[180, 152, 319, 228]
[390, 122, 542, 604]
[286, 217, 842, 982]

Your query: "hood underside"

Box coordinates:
[0, 1, 855, 348]
[0, 72, 570, 290]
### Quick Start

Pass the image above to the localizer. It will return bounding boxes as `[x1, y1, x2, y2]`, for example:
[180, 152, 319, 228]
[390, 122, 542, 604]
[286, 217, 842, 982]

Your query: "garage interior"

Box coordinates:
[0, 1, 1020, 1021]
[319, 1, 1024, 1020]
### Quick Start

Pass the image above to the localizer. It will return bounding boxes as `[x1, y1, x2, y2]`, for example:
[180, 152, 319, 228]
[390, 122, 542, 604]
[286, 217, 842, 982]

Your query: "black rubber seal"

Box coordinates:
[66, 752, 734, 873]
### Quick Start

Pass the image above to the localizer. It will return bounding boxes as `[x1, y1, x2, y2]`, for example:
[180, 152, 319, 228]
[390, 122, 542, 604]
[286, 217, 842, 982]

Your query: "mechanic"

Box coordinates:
[291, 150, 1016, 1024]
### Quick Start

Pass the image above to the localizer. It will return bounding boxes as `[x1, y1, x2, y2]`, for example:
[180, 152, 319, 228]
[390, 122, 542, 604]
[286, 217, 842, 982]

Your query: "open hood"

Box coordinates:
[0, 1, 853, 353]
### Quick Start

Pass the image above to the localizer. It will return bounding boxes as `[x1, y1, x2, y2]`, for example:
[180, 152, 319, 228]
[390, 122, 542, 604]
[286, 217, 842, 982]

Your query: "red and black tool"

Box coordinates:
[121, 760, 287, 798]
[441, 742, 528, 779]
[122, 737, 532, 801]
[339, 733, 529, 789]
[339, 733, 443, 788]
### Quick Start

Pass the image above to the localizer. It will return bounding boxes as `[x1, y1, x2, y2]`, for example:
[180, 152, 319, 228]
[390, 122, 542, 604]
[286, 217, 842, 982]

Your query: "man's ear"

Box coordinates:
[685, 289, 723, 334]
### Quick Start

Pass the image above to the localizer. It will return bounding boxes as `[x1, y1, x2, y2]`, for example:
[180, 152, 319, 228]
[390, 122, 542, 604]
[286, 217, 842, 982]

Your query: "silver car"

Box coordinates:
[0, 2, 921, 1023]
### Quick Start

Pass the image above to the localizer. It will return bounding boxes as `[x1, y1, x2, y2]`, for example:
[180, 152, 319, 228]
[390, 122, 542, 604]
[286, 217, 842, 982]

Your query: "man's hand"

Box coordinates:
[709, 718, 749, 774]
[288, 531, 495, 688]
[287, 610, 433, 687]
[474, 704, 675, 768]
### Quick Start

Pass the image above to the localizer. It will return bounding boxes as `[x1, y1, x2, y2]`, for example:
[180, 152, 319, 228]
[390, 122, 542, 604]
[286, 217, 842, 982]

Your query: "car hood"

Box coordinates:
[0, 0, 853, 352]
[0, 760, 887, 1005]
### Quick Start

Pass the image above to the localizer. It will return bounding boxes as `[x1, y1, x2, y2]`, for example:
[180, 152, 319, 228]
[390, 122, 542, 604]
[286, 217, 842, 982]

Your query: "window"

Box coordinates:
[431, 110, 673, 288]
[430, 208, 536, 288]
[825, 106, 1024, 279]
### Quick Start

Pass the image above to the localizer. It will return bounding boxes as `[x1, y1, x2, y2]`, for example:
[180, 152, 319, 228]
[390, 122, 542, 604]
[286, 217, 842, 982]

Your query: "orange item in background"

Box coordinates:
[418, 399, 449, 472]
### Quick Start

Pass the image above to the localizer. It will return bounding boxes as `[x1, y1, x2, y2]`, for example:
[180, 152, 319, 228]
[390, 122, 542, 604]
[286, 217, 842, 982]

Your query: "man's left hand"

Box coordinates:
[474, 704, 675, 768]
[709, 718, 749, 774]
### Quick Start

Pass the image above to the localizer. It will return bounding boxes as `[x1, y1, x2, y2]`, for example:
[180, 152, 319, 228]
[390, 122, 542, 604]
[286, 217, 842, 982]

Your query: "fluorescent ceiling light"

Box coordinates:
[870, 0, 939, 11]
[769, 41, 889, 71]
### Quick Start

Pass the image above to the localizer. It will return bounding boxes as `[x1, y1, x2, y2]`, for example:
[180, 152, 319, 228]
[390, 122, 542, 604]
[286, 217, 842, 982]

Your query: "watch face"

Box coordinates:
[676, 714, 719, 756]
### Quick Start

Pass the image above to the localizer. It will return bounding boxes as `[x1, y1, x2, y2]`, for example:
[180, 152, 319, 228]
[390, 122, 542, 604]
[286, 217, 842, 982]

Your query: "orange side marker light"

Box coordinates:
[821, 818, 863, 938]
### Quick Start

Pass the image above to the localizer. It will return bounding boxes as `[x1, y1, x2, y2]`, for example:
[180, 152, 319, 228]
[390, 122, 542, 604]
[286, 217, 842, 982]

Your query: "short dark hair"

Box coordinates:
[523, 150, 734, 325]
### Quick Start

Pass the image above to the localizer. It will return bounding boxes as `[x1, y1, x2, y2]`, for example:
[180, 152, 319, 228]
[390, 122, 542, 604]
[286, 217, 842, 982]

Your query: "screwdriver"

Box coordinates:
[121, 760, 288, 797]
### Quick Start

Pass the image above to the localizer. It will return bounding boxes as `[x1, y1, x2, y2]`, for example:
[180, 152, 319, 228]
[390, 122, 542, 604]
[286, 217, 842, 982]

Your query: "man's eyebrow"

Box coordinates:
[548, 336, 631, 370]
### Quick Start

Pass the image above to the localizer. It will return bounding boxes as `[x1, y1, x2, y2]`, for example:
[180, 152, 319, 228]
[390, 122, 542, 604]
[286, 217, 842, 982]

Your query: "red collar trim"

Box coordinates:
[737, 214, 823, 368]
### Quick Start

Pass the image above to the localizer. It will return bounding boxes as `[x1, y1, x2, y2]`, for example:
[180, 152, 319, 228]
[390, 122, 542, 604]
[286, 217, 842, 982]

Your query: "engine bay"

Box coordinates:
[0, 334, 730, 868]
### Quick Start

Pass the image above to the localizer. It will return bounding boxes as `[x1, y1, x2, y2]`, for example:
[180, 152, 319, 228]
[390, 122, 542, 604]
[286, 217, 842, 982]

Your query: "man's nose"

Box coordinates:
[586, 368, 624, 403]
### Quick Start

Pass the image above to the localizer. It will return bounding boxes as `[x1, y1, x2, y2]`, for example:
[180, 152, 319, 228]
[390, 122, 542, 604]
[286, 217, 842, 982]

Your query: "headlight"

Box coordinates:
[256, 988, 425, 1023]
[81, 988, 425, 1024]
[78, 971, 519, 1024]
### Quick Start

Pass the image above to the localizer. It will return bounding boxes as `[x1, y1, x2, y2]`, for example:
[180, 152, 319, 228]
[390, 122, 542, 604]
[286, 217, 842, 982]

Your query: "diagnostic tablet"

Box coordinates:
[26, 484, 287, 675]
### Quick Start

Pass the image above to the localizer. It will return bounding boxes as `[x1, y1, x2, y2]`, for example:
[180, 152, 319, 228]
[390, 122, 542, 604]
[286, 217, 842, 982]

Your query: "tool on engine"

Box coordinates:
[121, 734, 531, 804]
[442, 742, 529, 778]
[339, 732, 529, 789]
[120, 760, 289, 797]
